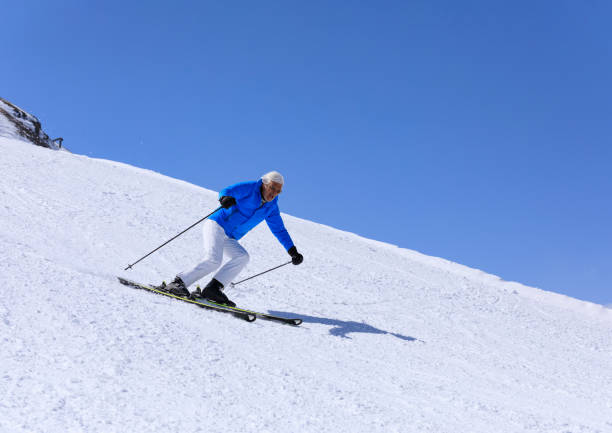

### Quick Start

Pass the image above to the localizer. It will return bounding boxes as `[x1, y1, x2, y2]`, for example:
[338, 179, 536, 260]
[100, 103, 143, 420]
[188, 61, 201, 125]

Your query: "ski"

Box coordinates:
[192, 288, 302, 326]
[203, 300, 302, 326]
[117, 277, 256, 322]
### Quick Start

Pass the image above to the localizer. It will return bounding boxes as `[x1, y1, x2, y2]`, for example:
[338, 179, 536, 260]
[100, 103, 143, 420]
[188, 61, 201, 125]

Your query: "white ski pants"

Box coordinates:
[178, 219, 249, 288]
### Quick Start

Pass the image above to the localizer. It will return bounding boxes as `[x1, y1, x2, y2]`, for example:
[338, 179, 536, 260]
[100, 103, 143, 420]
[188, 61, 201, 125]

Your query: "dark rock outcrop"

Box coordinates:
[0, 97, 62, 150]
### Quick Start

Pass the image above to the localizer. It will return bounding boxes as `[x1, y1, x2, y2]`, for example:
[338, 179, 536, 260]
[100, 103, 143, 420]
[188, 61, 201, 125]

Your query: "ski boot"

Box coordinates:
[196, 278, 236, 307]
[159, 277, 190, 298]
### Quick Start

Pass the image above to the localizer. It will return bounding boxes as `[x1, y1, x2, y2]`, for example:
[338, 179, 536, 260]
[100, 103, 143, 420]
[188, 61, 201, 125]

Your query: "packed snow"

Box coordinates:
[1, 137, 611, 433]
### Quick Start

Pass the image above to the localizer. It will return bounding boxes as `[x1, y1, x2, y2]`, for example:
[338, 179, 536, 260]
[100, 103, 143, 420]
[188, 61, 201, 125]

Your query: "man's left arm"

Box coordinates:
[266, 205, 303, 265]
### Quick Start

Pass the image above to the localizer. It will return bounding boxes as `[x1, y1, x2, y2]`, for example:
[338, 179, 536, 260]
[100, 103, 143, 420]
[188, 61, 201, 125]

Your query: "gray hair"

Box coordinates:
[261, 171, 284, 185]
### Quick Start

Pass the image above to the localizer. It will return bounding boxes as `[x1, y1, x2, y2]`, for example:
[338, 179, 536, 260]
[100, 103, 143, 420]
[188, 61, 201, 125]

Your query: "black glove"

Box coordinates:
[219, 196, 236, 209]
[288, 246, 303, 265]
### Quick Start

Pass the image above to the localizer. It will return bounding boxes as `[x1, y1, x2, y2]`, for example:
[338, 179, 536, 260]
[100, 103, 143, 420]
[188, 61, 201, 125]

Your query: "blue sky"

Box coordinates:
[4, 1, 611, 305]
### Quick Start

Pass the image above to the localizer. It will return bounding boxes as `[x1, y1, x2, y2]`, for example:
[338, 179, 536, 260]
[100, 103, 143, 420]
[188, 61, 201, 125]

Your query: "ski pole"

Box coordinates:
[230, 260, 293, 287]
[124, 206, 222, 271]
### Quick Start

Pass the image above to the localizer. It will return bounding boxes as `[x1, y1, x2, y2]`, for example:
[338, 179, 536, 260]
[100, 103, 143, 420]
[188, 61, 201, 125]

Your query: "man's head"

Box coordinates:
[261, 171, 284, 202]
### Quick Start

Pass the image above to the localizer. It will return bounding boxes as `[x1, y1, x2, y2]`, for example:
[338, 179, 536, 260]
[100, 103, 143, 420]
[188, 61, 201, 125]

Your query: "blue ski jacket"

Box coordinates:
[210, 179, 294, 251]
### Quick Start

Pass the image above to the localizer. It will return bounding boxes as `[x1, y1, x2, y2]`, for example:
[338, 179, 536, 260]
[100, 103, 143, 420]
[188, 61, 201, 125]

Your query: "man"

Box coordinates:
[162, 171, 303, 307]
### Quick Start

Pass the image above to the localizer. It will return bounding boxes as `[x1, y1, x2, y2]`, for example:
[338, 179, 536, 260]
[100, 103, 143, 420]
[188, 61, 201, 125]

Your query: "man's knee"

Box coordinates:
[199, 255, 222, 270]
[238, 250, 250, 265]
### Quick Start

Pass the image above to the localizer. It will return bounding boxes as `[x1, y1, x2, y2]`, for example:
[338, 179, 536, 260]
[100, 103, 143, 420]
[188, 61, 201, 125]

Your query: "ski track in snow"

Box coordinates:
[1, 137, 611, 433]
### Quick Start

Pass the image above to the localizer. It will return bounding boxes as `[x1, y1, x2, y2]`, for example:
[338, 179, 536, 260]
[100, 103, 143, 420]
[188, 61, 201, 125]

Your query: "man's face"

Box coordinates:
[262, 181, 283, 202]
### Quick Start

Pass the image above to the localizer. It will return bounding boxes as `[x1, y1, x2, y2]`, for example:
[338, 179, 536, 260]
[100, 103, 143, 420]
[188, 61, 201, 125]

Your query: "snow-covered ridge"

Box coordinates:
[0, 97, 62, 150]
[1, 137, 611, 433]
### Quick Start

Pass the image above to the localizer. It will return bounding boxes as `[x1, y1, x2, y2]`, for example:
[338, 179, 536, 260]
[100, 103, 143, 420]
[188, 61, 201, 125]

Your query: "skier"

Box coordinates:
[161, 171, 303, 307]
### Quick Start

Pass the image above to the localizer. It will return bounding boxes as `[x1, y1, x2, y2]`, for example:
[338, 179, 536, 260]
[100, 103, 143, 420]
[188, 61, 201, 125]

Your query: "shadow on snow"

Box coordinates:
[269, 311, 420, 342]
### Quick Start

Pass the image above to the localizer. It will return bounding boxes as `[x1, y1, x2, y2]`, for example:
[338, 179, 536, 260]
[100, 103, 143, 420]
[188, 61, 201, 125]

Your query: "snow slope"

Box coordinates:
[1, 136, 611, 433]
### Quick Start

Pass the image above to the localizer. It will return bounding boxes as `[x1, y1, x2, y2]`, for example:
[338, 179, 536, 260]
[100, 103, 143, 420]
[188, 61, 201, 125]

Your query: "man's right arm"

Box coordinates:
[218, 181, 256, 208]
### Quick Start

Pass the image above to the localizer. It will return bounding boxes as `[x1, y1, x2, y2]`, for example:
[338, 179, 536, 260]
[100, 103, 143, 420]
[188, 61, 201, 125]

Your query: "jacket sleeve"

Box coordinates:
[219, 181, 256, 201]
[265, 203, 294, 251]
